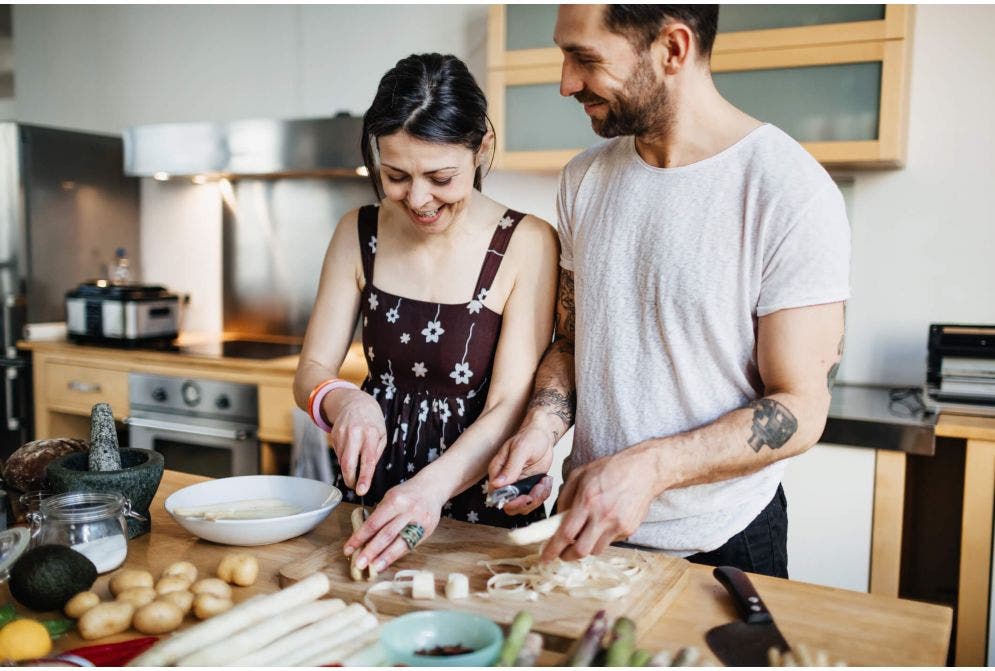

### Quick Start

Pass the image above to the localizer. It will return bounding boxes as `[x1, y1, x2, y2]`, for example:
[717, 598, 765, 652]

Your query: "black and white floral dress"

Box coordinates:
[331, 204, 546, 528]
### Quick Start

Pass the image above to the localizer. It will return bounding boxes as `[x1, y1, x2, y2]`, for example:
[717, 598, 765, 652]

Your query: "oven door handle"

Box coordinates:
[123, 416, 254, 441]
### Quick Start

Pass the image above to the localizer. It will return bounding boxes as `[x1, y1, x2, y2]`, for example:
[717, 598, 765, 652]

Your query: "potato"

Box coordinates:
[161, 561, 198, 584]
[109, 569, 154, 596]
[116, 587, 158, 609]
[216, 553, 259, 587]
[78, 601, 134, 640]
[64, 591, 101, 619]
[159, 589, 194, 615]
[190, 578, 232, 600]
[133, 600, 184, 635]
[193, 593, 233, 620]
[156, 575, 192, 595]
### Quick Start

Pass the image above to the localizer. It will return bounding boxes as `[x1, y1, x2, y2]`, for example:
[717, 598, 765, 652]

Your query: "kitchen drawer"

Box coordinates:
[45, 362, 129, 417]
[258, 384, 294, 443]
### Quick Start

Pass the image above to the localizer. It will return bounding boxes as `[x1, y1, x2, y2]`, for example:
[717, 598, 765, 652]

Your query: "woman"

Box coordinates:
[293, 53, 558, 575]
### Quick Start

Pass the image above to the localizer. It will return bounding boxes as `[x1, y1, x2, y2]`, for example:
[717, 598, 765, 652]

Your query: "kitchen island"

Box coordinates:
[28, 470, 951, 666]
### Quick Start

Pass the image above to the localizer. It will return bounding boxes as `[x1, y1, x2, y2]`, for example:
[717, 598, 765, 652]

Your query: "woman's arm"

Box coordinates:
[344, 214, 560, 572]
[293, 209, 364, 410]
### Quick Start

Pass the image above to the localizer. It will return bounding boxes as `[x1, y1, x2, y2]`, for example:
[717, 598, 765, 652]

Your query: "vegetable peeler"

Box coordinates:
[484, 473, 547, 509]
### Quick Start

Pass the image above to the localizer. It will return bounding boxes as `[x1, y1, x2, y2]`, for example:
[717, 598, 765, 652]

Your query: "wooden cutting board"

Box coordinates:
[280, 504, 689, 650]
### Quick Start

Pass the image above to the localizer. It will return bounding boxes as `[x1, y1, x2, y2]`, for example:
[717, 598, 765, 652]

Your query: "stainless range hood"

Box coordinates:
[123, 114, 366, 179]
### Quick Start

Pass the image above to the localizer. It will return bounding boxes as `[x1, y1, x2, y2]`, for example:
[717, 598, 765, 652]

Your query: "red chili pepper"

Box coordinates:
[62, 636, 159, 666]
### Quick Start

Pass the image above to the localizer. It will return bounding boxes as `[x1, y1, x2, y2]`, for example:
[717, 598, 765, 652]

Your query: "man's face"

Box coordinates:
[554, 5, 672, 138]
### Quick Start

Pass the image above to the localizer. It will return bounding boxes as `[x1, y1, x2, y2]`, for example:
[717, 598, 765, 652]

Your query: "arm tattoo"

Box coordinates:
[747, 399, 798, 452]
[557, 269, 576, 340]
[529, 388, 576, 429]
[828, 335, 844, 391]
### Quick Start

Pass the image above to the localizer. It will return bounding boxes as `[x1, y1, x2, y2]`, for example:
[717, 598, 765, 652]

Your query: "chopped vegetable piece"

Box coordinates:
[445, 572, 469, 600]
[411, 571, 436, 600]
[507, 512, 564, 546]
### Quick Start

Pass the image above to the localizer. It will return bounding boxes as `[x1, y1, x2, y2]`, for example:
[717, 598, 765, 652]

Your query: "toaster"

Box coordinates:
[66, 281, 179, 345]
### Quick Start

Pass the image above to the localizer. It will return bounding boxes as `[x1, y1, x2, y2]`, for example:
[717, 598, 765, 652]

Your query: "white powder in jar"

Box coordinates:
[71, 534, 128, 573]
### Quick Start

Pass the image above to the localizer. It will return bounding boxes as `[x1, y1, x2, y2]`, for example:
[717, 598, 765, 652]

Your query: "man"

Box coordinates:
[487, 5, 849, 578]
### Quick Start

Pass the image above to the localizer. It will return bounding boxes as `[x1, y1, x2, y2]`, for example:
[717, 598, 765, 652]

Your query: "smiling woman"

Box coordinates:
[293, 52, 560, 575]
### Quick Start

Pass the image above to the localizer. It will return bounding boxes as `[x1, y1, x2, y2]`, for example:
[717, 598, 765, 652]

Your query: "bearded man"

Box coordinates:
[487, 5, 850, 577]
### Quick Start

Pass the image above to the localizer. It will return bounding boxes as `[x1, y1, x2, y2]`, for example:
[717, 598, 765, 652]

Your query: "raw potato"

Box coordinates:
[110, 569, 154, 596]
[216, 553, 259, 587]
[116, 587, 158, 609]
[78, 601, 135, 640]
[64, 591, 101, 619]
[133, 601, 184, 635]
[156, 576, 192, 595]
[193, 593, 233, 620]
[190, 578, 232, 600]
[159, 590, 195, 615]
[161, 561, 198, 584]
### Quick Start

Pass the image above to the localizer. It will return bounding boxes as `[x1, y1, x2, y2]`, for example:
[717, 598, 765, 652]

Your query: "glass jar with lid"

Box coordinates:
[27, 492, 145, 573]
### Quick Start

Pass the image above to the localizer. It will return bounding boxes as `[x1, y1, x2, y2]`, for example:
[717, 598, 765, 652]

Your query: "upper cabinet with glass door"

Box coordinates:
[487, 5, 914, 170]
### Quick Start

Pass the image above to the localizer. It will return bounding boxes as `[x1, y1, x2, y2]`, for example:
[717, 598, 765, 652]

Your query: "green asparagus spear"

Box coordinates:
[630, 649, 653, 667]
[606, 617, 637, 666]
[497, 611, 534, 666]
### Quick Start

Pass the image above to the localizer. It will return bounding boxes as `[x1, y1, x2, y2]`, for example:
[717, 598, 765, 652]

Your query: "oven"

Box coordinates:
[126, 373, 259, 478]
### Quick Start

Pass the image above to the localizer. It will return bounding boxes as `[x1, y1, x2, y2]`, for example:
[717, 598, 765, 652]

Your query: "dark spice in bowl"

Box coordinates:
[415, 644, 476, 656]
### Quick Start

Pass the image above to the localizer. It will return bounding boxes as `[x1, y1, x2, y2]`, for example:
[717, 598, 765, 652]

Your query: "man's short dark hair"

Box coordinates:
[604, 5, 720, 58]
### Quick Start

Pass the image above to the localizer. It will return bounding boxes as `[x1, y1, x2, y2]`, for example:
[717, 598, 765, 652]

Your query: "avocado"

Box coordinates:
[9, 544, 97, 612]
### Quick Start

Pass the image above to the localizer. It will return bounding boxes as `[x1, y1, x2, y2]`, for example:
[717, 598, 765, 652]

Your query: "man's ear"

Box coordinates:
[654, 21, 694, 75]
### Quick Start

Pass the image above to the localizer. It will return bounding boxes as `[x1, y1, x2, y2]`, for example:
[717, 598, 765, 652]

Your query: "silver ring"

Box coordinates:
[400, 522, 425, 551]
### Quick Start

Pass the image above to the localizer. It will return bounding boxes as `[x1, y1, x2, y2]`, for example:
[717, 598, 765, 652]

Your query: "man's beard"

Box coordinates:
[576, 57, 671, 138]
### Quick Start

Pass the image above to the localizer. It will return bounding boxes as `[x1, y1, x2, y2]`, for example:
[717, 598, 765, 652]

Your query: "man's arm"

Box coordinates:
[544, 300, 844, 562]
[487, 269, 577, 507]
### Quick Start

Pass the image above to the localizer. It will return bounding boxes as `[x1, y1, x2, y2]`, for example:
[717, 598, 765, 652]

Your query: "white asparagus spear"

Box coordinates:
[225, 602, 368, 666]
[127, 572, 330, 666]
[508, 512, 565, 545]
[282, 611, 379, 667]
[173, 498, 299, 518]
[298, 626, 381, 667]
[175, 598, 345, 666]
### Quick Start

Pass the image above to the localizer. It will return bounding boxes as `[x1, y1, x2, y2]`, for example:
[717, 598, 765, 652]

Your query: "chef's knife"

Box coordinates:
[705, 566, 791, 667]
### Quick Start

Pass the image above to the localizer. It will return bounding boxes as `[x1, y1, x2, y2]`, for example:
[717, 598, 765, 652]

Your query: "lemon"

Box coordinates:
[0, 618, 53, 661]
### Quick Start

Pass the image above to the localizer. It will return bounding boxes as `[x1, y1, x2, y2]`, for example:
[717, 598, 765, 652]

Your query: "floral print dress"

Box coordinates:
[330, 204, 546, 528]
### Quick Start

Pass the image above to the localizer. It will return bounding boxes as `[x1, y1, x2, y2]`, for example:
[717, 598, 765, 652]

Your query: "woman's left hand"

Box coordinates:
[343, 477, 448, 574]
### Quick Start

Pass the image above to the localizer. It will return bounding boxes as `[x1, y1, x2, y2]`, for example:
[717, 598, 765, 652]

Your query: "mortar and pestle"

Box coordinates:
[45, 403, 164, 538]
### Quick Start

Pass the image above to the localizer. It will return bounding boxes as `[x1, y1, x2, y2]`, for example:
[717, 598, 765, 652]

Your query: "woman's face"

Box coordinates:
[377, 130, 479, 234]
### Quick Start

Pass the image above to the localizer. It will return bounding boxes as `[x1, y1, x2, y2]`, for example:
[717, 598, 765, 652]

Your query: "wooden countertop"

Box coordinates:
[19, 337, 368, 386]
[27, 471, 952, 666]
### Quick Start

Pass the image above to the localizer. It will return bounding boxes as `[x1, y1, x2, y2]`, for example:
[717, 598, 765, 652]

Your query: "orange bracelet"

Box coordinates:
[308, 378, 358, 432]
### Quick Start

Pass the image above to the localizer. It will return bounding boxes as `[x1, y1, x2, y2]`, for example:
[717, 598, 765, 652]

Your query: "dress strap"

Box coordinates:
[357, 204, 380, 286]
[472, 209, 526, 299]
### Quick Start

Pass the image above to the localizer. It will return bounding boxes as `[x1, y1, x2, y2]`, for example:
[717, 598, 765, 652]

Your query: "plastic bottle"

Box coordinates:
[111, 247, 131, 283]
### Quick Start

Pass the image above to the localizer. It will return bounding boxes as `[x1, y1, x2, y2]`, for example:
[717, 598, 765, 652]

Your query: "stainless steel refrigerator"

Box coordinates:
[0, 123, 140, 458]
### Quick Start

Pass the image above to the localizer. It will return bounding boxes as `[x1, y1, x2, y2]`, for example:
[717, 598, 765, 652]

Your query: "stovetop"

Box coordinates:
[177, 339, 303, 360]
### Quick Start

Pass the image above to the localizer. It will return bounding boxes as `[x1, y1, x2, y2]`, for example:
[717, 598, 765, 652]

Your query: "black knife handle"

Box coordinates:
[512, 473, 547, 493]
[713, 566, 774, 625]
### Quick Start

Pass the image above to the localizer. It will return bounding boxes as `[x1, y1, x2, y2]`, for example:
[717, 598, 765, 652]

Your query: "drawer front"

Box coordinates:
[258, 384, 294, 443]
[46, 362, 129, 417]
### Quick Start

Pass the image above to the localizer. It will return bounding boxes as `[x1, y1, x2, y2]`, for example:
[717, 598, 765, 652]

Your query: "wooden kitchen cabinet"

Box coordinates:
[488, 4, 914, 170]
[43, 361, 129, 419]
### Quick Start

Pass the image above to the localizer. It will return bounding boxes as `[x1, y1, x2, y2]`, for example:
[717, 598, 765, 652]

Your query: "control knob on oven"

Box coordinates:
[151, 387, 167, 403]
[215, 394, 230, 410]
[181, 381, 201, 407]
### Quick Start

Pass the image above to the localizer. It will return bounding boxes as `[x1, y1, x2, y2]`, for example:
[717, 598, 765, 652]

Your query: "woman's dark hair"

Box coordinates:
[361, 53, 492, 199]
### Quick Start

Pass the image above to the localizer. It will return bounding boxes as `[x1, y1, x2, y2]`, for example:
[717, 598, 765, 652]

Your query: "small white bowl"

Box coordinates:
[164, 476, 341, 546]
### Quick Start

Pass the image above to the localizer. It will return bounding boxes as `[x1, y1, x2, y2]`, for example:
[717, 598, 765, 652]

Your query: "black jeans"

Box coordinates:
[685, 485, 788, 578]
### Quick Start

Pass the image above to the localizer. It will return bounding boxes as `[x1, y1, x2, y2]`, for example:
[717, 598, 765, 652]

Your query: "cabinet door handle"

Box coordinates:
[5, 366, 19, 431]
[68, 380, 101, 393]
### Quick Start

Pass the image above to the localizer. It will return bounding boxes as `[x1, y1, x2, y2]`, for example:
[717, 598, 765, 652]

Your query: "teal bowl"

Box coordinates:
[379, 610, 504, 667]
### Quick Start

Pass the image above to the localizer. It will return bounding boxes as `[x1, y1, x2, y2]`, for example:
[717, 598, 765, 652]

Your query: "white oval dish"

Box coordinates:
[165, 476, 341, 546]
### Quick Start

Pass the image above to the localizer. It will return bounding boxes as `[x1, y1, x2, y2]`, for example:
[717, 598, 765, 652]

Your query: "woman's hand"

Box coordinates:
[343, 478, 448, 574]
[322, 388, 387, 496]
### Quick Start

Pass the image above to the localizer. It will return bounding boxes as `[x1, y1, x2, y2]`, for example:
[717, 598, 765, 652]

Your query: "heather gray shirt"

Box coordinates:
[558, 124, 850, 555]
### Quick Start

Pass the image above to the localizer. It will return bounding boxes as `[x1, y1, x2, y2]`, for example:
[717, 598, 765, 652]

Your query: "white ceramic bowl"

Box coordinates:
[164, 475, 341, 546]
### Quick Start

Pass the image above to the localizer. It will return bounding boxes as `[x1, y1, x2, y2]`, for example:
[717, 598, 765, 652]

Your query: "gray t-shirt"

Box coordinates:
[558, 124, 850, 555]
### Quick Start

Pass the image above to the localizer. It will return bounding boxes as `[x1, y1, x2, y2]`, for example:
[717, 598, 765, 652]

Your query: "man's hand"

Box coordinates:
[323, 388, 387, 496]
[541, 444, 658, 562]
[488, 422, 558, 515]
